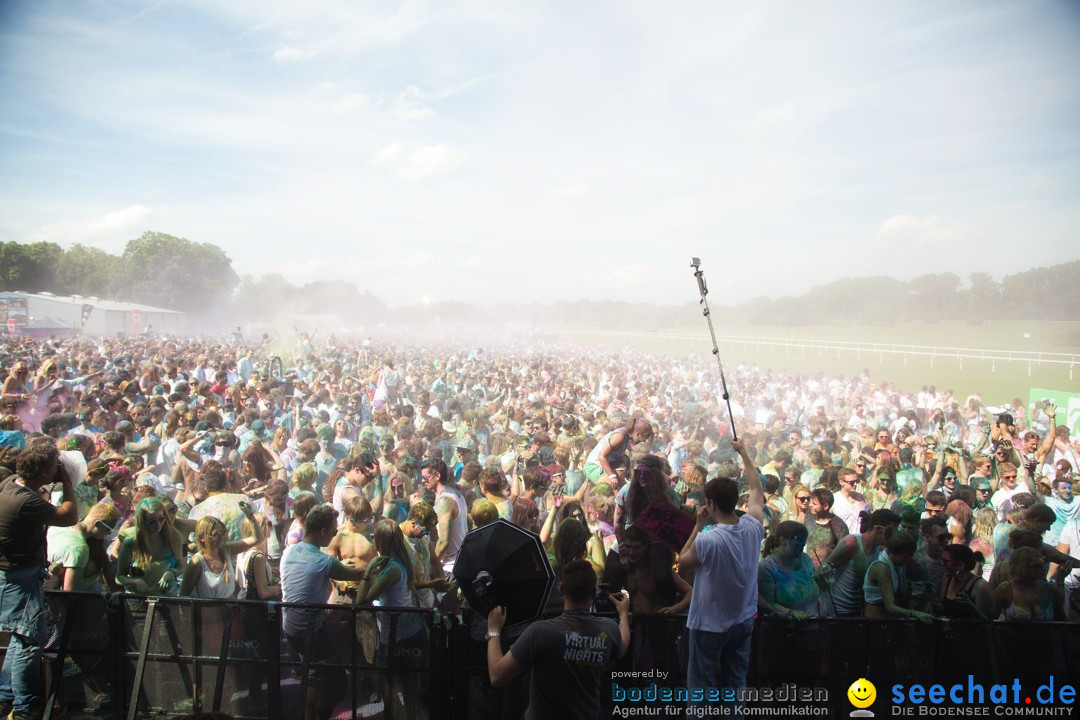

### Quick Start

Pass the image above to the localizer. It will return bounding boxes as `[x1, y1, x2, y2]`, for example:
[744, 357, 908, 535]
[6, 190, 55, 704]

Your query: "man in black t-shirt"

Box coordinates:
[486, 560, 630, 720]
[0, 442, 78, 719]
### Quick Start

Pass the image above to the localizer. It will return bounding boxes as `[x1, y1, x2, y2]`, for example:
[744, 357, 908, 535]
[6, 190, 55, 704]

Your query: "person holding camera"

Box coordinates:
[486, 559, 630, 720]
[0, 442, 78, 719]
[679, 438, 764, 703]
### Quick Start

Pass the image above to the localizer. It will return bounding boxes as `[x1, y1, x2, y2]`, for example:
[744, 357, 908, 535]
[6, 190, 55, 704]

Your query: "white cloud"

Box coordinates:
[872, 214, 977, 246]
[393, 85, 434, 121]
[254, 251, 437, 284]
[747, 104, 797, 130]
[610, 264, 651, 285]
[554, 182, 593, 198]
[87, 204, 153, 233]
[25, 204, 153, 252]
[272, 46, 311, 62]
[457, 256, 482, 268]
[334, 93, 369, 113]
[312, 81, 336, 92]
[368, 143, 464, 181]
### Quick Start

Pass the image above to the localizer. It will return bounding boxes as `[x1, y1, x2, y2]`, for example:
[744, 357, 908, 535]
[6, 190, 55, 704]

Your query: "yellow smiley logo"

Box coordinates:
[848, 678, 876, 709]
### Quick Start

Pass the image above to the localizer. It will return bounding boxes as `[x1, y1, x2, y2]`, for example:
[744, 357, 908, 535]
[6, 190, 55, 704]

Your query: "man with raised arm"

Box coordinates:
[679, 438, 764, 705]
[0, 442, 79, 719]
[485, 559, 630, 720]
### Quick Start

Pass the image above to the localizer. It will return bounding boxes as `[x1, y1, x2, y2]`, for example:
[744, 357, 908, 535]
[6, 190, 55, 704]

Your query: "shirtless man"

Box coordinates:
[326, 496, 376, 603]
[602, 525, 691, 614]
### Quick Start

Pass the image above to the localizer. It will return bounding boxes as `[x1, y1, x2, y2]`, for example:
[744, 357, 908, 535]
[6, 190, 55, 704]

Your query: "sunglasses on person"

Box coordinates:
[796, 495, 811, 502]
[94, 520, 117, 535]
[1001, 474, 1017, 480]
[977, 488, 991, 494]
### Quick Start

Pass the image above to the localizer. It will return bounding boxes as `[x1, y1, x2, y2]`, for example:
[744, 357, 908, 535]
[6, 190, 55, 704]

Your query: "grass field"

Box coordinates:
[553, 321, 1080, 403]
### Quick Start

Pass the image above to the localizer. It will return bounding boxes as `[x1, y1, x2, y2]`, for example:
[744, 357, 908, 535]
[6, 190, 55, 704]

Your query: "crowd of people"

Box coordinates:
[0, 330, 1078, 719]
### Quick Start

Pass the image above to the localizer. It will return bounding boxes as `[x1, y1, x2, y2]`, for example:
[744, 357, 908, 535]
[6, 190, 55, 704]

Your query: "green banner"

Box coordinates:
[1029, 387, 1080, 436]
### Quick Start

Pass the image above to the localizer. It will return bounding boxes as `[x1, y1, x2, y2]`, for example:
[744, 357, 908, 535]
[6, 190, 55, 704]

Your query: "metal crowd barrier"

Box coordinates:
[7, 595, 1080, 719]
[451, 612, 1080, 719]
[10, 591, 448, 720]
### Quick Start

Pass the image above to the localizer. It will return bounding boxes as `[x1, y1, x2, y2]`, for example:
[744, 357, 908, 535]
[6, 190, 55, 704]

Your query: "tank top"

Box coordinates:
[436, 486, 468, 572]
[237, 548, 271, 600]
[194, 552, 237, 599]
[863, 549, 903, 607]
[998, 582, 1055, 621]
[942, 574, 981, 620]
[373, 557, 414, 608]
[585, 430, 629, 470]
[830, 533, 869, 616]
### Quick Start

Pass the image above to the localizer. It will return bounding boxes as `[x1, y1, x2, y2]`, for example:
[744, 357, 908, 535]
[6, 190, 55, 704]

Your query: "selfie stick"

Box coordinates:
[690, 258, 737, 441]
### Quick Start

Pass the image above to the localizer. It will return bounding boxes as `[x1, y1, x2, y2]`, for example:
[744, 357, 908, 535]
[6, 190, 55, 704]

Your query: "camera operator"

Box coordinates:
[486, 559, 630, 720]
[0, 442, 78, 718]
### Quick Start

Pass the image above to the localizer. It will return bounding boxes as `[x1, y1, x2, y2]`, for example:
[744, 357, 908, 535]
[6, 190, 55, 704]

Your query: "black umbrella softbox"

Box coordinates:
[452, 519, 555, 631]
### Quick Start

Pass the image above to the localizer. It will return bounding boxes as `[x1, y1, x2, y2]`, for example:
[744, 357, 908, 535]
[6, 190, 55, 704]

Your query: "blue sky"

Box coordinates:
[1, 0, 1078, 306]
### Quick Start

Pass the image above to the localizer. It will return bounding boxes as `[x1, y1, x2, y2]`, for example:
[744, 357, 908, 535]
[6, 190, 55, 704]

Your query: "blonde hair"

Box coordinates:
[972, 506, 996, 545]
[469, 498, 499, 528]
[586, 494, 614, 522]
[195, 516, 232, 585]
[899, 479, 924, 504]
[132, 497, 183, 571]
[292, 462, 317, 489]
[36, 359, 57, 380]
[86, 502, 121, 527]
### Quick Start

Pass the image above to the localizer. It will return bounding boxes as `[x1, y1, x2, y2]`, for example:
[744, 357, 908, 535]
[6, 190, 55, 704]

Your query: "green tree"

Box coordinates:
[908, 272, 961, 321]
[999, 261, 1080, 320]
[56, 244, 121, 298]
[293, 279, 387, 318]
[0, 241, 63, 292]
[121, 231, 239, 312]
[234, 273, 295, 320]
[965, 272, 1001, 324]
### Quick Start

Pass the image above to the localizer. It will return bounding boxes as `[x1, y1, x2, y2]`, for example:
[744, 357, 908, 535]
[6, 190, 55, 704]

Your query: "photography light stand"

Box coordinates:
[690, 257, 738, 441]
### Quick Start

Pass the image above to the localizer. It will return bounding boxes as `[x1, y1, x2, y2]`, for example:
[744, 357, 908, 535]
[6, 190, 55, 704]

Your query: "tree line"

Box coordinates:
[0, 233, 1075, 327]
[0, 232, 385, 319]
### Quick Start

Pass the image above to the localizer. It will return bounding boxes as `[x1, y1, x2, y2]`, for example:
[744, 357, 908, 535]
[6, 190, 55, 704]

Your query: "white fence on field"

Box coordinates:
[554, 330, 1080, 380]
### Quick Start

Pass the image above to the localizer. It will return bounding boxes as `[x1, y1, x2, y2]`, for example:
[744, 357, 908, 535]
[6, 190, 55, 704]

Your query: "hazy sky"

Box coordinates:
[1, 1, 1078, 306]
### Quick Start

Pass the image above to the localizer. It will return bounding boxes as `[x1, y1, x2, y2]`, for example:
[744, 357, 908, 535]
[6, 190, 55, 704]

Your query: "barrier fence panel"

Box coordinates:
[40, 592, 120, 720]
[0, 592, 443, 720]
[7, 595, 1080, 719]
[454, 613, 1080, 719]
